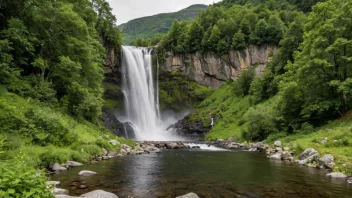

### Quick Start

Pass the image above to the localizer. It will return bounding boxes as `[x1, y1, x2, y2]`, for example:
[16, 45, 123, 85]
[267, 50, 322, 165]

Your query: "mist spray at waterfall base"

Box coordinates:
[120, 46, 185, 141]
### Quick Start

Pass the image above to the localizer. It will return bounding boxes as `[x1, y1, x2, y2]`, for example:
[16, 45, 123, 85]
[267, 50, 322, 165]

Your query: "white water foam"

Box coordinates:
[185, 143, 227, 151]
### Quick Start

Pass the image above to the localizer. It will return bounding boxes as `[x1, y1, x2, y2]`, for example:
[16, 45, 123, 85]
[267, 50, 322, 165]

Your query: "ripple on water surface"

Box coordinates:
[51, 149, 352, 198]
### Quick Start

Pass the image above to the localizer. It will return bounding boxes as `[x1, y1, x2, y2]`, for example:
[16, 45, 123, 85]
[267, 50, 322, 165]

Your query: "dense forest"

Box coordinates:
[0, 0, 130, 196]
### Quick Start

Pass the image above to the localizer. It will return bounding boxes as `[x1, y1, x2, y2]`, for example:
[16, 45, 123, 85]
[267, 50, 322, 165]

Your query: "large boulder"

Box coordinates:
[318, 154, 334, 169]
[78, 170, 97, 177]
[80, 190, 118, 198]
[166, 115, 214, 141]
[166, 142, 179, 149]
[176, 192, 200, 198]
[298, 148, 320, 164]
[326, 172, 347, 179]
[102, 111, 136, 139]
[274, 141, 281, 147]
[52, 163, 67, 172]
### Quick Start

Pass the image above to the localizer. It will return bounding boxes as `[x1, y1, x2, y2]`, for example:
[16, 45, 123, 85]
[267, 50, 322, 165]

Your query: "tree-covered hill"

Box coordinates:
[118, 4, 208, 45]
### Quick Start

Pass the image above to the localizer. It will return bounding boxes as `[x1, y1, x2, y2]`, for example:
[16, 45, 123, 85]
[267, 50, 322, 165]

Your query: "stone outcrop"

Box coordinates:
[163, 45, 279, 89]
[102, 111, 136, 139]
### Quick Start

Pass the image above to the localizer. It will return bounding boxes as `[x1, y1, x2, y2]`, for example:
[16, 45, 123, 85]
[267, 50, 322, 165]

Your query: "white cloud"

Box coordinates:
[109, 0, 222, 25]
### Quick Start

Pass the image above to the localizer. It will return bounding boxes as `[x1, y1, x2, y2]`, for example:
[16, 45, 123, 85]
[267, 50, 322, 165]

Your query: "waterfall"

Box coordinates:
[121, 46, 182, 141]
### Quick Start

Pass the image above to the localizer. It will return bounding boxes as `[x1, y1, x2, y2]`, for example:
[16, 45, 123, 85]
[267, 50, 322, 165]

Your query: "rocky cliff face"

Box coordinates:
[163, 44, 279, 89]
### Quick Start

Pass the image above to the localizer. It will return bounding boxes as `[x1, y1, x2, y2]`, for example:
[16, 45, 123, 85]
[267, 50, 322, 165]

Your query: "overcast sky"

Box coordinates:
[109, 0, 222, 25]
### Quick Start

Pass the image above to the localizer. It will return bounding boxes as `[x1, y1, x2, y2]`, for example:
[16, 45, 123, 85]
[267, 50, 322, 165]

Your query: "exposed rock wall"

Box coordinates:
[163, 44, 279, 89]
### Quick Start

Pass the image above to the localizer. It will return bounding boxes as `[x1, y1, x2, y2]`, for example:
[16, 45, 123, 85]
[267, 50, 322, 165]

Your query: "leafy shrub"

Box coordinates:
[72, 144, 102, 156]
[0, 157, 53, 198]
[38, 148, 71, 168]
[234, 68, 255, 96]
[242, 104, 279, 141]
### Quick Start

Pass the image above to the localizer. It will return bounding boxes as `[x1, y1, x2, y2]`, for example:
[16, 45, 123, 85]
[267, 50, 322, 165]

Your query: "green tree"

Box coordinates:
[209, 25, 221, 51]
[188, 21, 204, 52]
[232, 30, 246, 50]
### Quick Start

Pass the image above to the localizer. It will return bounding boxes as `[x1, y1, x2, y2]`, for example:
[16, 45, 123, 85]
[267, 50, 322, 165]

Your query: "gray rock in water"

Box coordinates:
[269, 153, 282, 160]
[281, 152, 293, 160]
[107, 152, 117, 157]
[274, 141, 281, 147]
[176, 192, 200, 198]
[347, 177, 352, 184]
[52, 163, 67, 172]
[166, 142, 179, 149]
[80, 190, 118, 198]
[253, 142, 263, 148]
[319, 154, 334, 169]
[298, 148, 320, 161]
[51, 188, 69, 195]
[66, 161, 83, 167]
[78, 170, 97, 177]
[326, 172, 347, 179]
[120, 149, 127, 155]
[275, 147, 282, 152]
[46, 181, 61, 187]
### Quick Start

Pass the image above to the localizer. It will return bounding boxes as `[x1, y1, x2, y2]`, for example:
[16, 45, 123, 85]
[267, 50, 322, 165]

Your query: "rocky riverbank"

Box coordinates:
[211, 138, 352, 183]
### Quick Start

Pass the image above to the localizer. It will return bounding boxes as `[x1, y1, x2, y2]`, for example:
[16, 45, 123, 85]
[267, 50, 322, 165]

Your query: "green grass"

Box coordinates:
[0, 93, 134, 168]
[180, 81, 251, 140]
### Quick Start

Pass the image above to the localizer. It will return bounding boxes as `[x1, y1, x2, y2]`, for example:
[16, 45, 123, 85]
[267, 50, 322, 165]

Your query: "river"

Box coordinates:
[51, 148, 352, 198]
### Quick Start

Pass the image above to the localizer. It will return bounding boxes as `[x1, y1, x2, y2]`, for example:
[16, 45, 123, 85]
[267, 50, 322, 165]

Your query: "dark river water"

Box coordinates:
[51, 149, 352, 198]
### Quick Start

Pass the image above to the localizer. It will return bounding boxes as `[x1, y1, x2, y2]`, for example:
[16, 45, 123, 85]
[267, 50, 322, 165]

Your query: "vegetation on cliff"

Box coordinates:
[119, 4, 208, 45]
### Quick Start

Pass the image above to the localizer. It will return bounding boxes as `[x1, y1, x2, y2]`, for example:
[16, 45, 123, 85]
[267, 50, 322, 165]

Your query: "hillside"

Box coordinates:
[119, 4, 208, 44]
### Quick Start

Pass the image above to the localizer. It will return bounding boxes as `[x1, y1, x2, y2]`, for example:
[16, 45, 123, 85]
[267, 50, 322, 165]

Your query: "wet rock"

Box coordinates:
[78, 170, 97, 177]
[120, 149, 127, 155]
[166, 142, 179, 149]
[274, 141, 281, 147]
[347, 177, 352, 184]
[226, 142, 240, 149]
[326, 172, 347, 179]
[176, 192, 200, 198]
[66, 161, 83, 167]
[269, 153, 282, 160]
[191, 146, 201, 149]
[46, 181, 61, 187]
[52, 163, 67, 172]
[281, 152, 293, 160]
[107, 152, 117, 157]
[319, 154, 334, 169]
[78, 185, 88, 189]
[166, 115, 211, 140]
[80, 190, 118, 198]
[275, 147, 282, 152]
[248, 148, 257, 152]
[253, 142, 263, 148]
[298, 148, 320, 164]
[51, 188, 69, 195]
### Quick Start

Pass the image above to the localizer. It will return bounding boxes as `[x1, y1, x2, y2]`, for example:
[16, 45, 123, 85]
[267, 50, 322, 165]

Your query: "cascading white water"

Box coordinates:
[121, 46, 183, 141]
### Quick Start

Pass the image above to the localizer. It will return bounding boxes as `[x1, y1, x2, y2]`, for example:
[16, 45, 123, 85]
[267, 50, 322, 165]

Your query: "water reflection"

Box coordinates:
[51, 150, 352, 198]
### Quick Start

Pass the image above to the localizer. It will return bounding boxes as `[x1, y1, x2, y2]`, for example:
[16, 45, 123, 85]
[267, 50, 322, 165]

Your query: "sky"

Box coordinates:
[109, 0, 222, 25]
